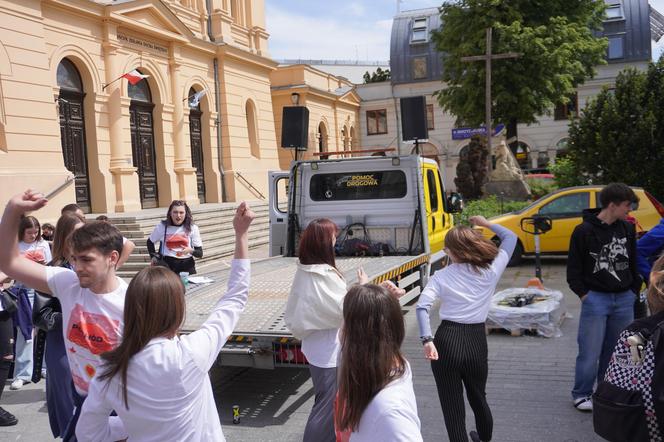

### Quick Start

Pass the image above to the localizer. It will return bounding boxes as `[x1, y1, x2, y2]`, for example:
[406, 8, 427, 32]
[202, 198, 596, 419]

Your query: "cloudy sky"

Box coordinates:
[265, 0, 664, 62]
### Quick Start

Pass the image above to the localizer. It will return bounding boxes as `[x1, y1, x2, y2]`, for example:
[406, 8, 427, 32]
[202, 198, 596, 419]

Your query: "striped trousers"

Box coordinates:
[430, 320, 492, 442]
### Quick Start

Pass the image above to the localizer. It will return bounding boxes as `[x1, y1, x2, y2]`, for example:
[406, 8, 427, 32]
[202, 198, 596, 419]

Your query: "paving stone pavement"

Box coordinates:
[0, 256, 603, 441]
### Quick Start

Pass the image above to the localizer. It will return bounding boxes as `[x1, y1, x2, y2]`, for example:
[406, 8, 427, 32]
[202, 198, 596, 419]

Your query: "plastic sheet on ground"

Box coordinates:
[487, 287, 566, 338]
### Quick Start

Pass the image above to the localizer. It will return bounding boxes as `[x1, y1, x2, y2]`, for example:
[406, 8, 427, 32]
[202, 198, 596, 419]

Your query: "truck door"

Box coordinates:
[436, 168, 454, 242]
[423, 164, 445, 255]
[269, 171, 289, 257]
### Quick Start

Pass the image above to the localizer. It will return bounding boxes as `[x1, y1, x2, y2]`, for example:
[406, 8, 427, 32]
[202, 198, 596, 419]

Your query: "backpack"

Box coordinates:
[593, 319, 664, 442]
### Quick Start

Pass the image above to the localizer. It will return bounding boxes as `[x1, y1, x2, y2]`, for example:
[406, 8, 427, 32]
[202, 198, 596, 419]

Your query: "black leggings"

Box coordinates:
[0, 315, 14, 401]
[430, 320, 492, 442]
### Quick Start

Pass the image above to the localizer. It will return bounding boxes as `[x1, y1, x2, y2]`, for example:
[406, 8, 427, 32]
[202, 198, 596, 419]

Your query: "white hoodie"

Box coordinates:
[284, 262, 347, 367]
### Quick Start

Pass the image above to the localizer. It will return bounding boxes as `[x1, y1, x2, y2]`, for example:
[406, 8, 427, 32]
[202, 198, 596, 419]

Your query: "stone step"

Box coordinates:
[120, 218, 270, 242]
[129, 228, 269, 254]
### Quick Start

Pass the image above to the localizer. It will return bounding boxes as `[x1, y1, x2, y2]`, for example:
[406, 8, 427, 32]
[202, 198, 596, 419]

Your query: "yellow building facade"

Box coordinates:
[270, 65, 360, 170]
[0, 0, 309, 219]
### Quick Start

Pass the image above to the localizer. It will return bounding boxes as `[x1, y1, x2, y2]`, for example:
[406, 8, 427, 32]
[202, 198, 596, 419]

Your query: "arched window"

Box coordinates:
[318, 122, 328, 159]
[57, 58, 83, 92]
[556, 138, 569, 157]
[246, 100, 260, 158]
[128, 71, 151, 103]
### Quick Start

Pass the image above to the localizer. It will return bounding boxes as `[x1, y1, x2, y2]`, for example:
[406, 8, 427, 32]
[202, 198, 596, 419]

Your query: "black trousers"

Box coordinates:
[430, 320, 493, 442]
[163, 256, 197, 275]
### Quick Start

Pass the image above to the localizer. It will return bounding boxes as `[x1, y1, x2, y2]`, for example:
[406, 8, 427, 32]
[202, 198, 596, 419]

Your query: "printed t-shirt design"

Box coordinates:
[149, 223, 202, 259]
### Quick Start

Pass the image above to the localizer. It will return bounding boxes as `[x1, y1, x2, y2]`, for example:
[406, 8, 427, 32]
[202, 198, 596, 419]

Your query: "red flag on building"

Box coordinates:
[121, 69, 149, 85]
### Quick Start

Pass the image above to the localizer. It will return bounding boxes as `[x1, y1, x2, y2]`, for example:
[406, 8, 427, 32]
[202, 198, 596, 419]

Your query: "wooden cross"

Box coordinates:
[461, 28, 520, 171]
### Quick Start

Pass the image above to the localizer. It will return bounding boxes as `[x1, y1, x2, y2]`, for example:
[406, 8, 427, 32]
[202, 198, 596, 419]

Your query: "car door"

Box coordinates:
[537, 190, 591, 253]
[423, 164, 445, 255]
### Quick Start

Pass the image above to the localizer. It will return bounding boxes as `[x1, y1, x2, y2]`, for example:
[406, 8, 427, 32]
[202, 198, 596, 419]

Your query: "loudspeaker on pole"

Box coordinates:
[400, 96, 428, 142]
[281, 106, 309, 150]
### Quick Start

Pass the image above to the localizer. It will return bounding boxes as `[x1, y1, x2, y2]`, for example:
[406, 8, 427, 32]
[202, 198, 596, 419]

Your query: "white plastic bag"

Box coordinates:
[487, 287, 566, 338]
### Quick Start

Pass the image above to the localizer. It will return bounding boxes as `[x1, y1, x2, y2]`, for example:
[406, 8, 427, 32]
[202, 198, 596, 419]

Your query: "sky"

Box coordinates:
[264, 0, 664, 62]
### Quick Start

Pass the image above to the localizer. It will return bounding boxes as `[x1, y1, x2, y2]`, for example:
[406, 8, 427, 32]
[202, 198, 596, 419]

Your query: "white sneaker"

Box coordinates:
[573, 396, 593, 411]
[9, 379, 24, 390]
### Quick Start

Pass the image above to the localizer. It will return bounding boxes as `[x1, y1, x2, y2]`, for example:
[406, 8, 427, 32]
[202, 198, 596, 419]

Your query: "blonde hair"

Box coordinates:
[445, 226, 499, 269]
[647, 255, 664, 314]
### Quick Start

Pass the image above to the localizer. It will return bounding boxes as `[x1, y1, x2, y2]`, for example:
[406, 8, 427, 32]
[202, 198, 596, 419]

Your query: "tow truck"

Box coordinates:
[182, 150, 462, 369]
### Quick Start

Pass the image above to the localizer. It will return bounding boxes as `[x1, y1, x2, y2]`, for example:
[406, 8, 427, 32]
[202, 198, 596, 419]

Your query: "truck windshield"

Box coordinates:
[309, 170, 407, 201]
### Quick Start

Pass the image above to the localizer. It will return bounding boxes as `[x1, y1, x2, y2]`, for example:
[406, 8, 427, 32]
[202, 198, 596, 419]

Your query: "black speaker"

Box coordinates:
[281, 106, 309, 150]
[400, 96, 428, 141]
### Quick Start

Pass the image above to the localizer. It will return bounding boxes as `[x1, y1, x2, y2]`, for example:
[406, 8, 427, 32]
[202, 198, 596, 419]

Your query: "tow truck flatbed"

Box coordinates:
[182, 254, 428, 335]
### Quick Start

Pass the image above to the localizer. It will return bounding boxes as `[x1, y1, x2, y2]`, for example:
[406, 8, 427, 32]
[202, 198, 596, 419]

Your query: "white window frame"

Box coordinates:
[410, 17, 428, 44]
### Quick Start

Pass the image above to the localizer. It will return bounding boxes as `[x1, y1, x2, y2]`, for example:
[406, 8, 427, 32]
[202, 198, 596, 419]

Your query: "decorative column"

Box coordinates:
[103, 23, 141, 212]
[169, 44, 199, 203]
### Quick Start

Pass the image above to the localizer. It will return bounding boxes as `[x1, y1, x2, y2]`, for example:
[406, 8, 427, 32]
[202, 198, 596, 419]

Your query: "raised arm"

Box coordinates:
[636, 221, 664, 283]
[182, 202, 254, 371]
[117, 238, 135, 269]
[0, 190, 51, 294]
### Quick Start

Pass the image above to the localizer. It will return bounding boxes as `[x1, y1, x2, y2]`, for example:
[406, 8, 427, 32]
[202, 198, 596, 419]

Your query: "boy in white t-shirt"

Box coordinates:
[0, 190, 128, 441]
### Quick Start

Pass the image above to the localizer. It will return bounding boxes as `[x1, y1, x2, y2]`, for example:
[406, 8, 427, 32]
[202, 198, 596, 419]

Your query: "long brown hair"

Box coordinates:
[99, 266, 186, 408]
[51, 213, 85, 266]
[647, 255, 664, 314]
[18, 215, 41, 242]
[298, 218, 338, 268]
[445, 226, 499, 269]
[336, 284, 406, 432]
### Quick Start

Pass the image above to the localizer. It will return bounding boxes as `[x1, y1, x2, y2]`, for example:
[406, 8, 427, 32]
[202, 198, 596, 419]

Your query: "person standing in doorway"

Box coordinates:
[567, 183, 642, 412]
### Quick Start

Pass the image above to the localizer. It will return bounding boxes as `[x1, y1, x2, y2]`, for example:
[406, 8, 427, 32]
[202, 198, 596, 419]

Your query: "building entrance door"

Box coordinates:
[57, 59, 91, 212]
[128, 74, 158, 208]
[188, 105, 206, 202]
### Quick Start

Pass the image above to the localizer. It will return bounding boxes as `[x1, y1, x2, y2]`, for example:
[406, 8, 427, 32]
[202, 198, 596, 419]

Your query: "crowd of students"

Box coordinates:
[0, 182, 662, 441]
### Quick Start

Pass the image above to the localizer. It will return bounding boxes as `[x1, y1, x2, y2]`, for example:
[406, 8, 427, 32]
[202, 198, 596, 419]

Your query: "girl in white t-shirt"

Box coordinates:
[147, 200, 203, 275]
[335, 284, 422, 442]
[76, 202, 254, 442]
[11, 215, 52, 390]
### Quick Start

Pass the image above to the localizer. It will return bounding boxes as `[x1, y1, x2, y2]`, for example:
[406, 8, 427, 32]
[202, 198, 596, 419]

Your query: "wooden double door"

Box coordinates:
[130, 102, 159, 208]
[58, 90, 91, 212]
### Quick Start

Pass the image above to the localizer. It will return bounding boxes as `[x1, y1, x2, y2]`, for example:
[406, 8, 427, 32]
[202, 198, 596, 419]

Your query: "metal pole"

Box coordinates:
[485, 28, 492, 176]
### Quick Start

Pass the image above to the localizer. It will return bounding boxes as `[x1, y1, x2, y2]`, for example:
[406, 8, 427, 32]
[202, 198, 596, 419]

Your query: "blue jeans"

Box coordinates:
[14, 287, 34, 382]
[572, 289, 635, 399]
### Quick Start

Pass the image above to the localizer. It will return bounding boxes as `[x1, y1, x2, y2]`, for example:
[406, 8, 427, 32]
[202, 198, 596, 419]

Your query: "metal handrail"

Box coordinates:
[235, 172, 266, 200]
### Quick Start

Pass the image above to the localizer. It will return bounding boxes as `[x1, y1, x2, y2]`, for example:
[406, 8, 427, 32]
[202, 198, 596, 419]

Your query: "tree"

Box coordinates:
[432, 0, 608, 154]
[363, 67, 391, 84]
[454, 135, 489, 199]
[567, 58, 664, 200]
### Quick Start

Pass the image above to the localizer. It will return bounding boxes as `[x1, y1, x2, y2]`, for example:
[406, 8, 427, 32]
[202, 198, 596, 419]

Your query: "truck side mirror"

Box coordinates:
[447, 192, 464, 213]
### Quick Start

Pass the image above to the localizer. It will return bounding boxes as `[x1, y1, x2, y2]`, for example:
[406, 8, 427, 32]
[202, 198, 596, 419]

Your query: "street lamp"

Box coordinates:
[291, 92, 300, 105]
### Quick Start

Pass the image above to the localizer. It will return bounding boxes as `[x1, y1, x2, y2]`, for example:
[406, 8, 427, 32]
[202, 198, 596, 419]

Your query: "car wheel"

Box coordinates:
[507, 241, 524, 267]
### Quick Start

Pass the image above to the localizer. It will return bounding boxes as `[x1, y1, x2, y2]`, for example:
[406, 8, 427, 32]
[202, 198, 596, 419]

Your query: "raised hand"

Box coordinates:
[469, 215, 491, 228]
[357, 267, 369, 285]
[380, 280, 406, 298]
[233, 202, 255, 235]
[9, 190, 48, 214]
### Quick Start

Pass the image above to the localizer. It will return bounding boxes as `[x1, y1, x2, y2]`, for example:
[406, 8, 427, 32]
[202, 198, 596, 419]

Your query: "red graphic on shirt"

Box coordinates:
[166, 233, 190, 256]
[23, 249, 46, 263]
[85, 364, 96, 378]
[67, 304, 121, 355]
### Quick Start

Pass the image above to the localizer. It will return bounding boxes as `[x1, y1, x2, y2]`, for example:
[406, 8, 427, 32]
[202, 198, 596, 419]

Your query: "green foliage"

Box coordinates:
[455, 195, 530, 226]
[432, 0, 607, 127]
[363, 67, 391, 84]
[548, 156, 586, 188]
[525, 177, 558, 199]
[568, 58, 664, 201]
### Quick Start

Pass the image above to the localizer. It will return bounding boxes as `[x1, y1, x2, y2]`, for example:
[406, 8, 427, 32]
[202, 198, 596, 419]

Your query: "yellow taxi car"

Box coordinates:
[475, 186, 664, 265]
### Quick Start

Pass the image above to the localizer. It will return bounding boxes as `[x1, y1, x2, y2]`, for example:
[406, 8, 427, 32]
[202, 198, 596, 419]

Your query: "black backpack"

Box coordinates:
[593, 319, 664, 442]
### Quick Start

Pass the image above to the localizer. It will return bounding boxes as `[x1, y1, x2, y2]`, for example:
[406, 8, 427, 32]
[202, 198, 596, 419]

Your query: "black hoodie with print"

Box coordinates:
[567, 208, 641, 298]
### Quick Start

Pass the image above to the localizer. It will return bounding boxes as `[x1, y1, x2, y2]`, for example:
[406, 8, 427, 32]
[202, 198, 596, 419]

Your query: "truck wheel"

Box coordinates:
[507, 241, 524, 267]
